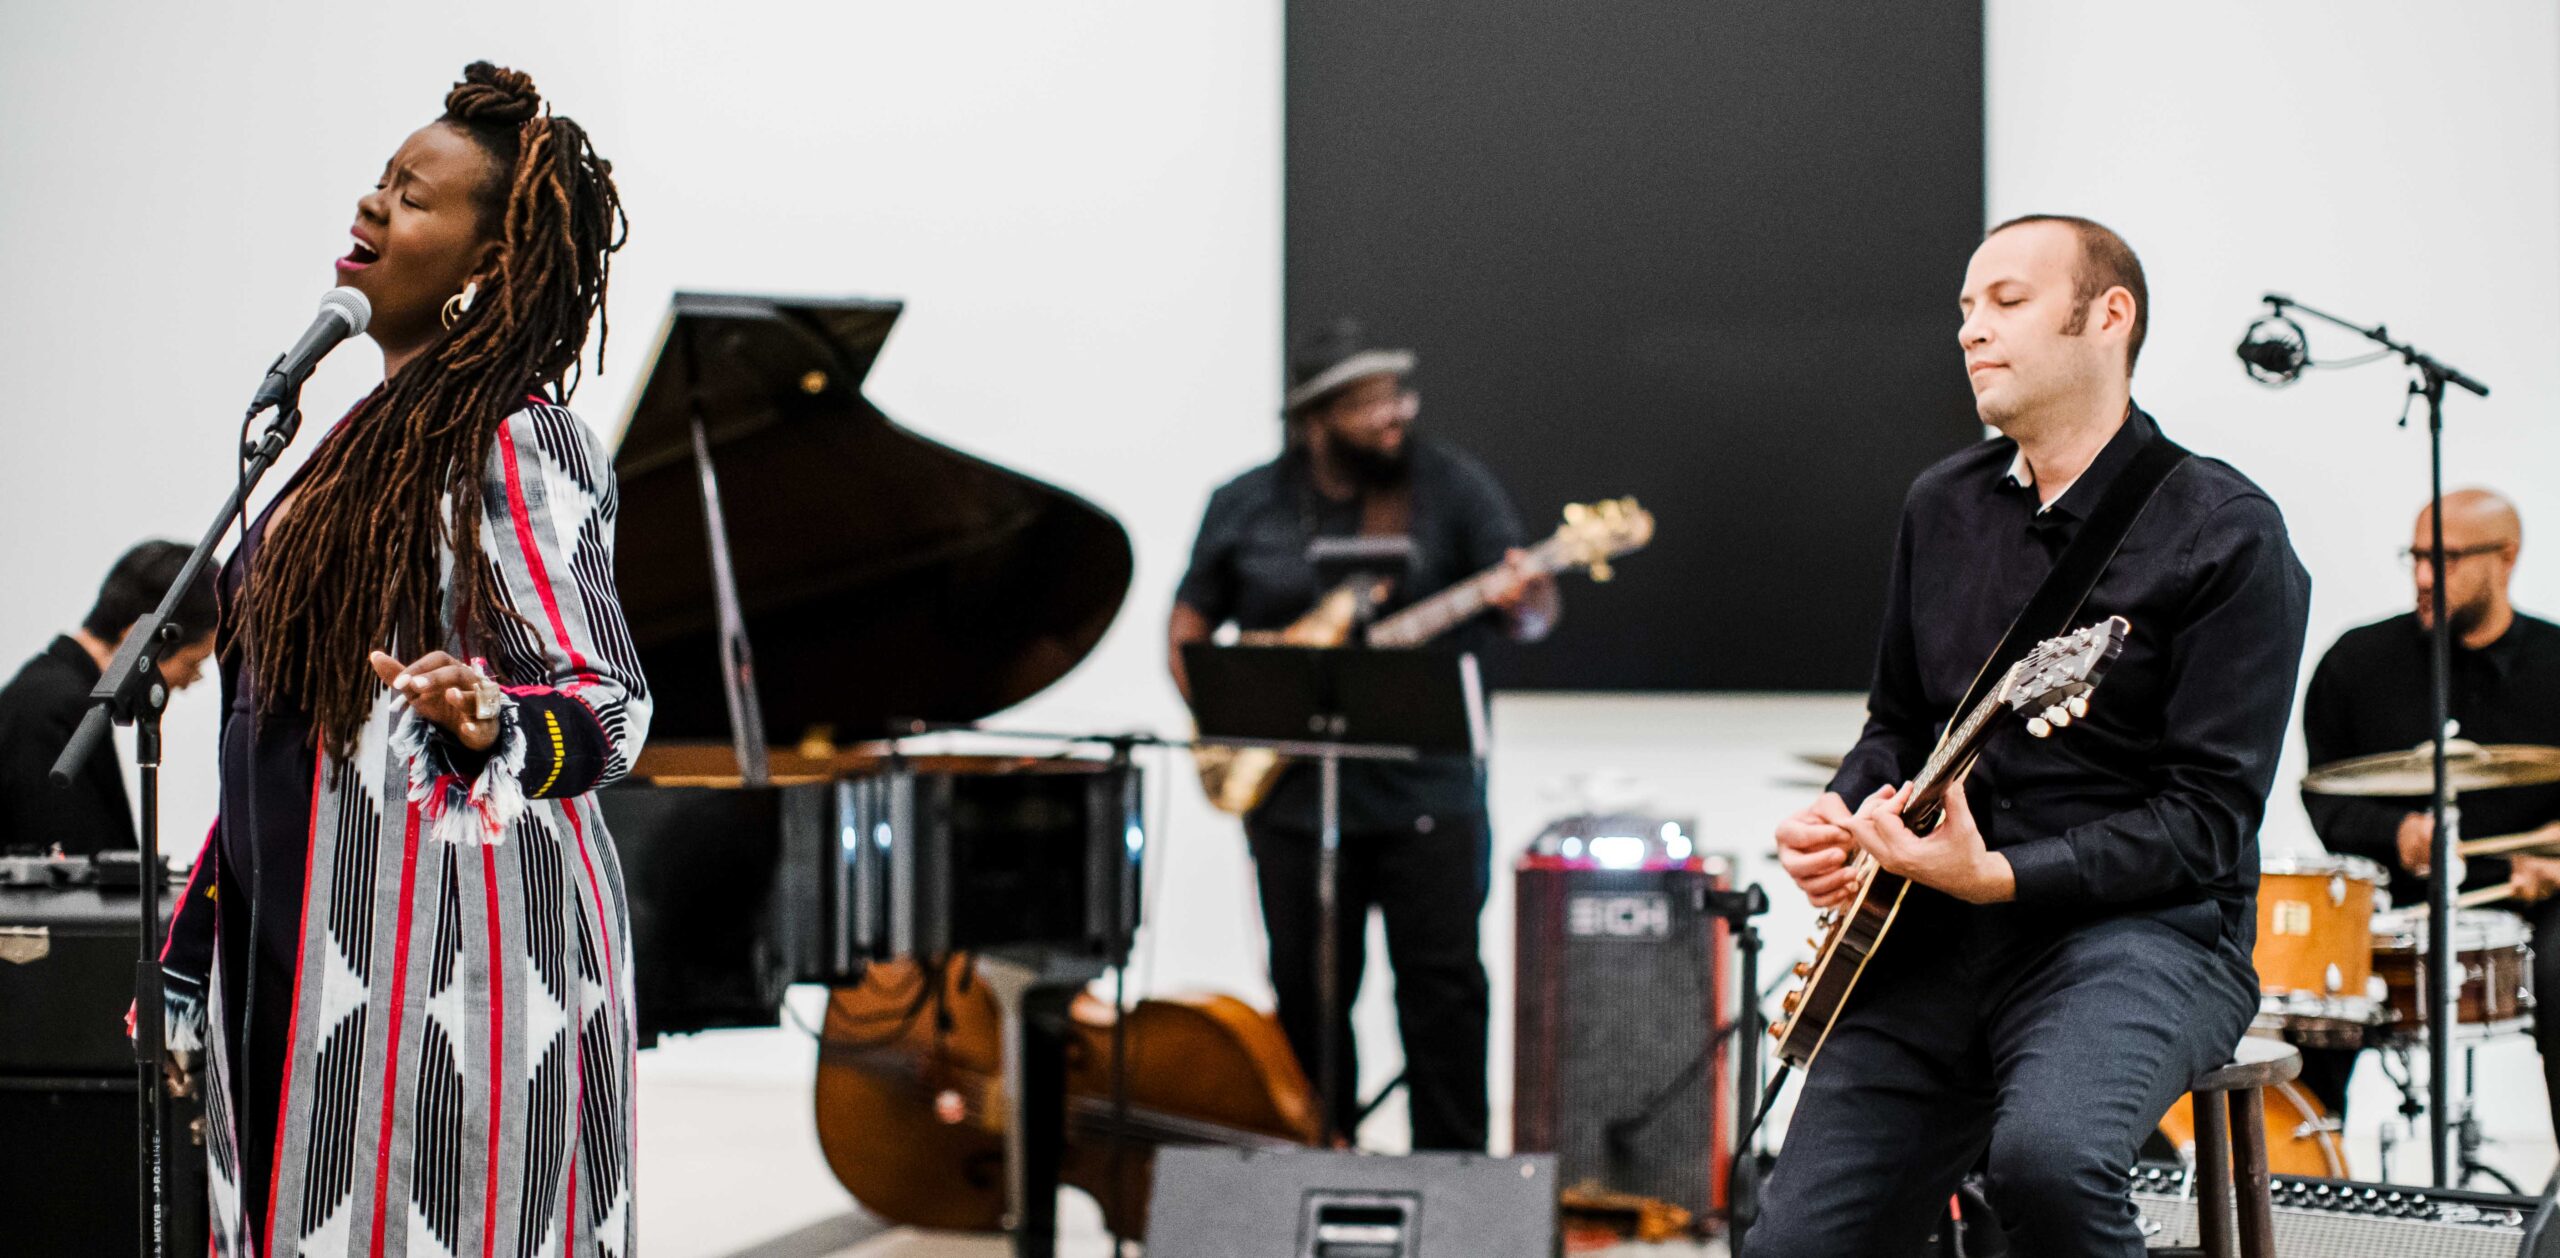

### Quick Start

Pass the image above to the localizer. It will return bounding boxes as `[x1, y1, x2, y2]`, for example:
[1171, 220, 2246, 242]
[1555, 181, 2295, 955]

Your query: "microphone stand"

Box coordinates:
[51, 393, 307, 1258]
[2265, 294, 2489, 1188]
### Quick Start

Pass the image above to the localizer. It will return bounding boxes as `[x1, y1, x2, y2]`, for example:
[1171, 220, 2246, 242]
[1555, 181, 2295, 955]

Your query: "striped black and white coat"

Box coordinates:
[163, 402, 652, 1258]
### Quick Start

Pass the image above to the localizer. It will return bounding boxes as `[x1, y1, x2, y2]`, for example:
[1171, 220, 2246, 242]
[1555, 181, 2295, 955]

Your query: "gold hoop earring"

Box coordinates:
[440, 279, 480, 330]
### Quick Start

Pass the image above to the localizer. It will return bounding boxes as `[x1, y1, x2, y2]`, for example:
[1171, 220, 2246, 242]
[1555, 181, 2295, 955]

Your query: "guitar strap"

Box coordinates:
[1940, 425, 2193, 740]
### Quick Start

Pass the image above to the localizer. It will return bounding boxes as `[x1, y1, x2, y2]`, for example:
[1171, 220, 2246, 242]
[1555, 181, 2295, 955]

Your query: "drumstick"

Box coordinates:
[2457, 885, 2518, 909]
[2457, 827, 2560, 859]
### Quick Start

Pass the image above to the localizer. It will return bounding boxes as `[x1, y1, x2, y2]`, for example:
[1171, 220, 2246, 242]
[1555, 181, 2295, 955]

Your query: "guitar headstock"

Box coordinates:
[1998, 615, 2130, 738]
[1546, 498, 1655, 582]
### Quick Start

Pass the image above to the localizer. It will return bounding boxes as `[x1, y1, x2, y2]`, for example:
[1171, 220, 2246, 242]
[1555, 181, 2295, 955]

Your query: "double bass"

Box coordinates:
[813, 959, 1318, 1236]
[596, 293, 1315, 1240]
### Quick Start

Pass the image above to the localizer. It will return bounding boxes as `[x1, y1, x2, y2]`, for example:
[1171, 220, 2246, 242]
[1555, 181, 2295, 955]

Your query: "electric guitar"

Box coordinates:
[1191, 498, 1654, 815]
[1769, 615, 2131, 1070]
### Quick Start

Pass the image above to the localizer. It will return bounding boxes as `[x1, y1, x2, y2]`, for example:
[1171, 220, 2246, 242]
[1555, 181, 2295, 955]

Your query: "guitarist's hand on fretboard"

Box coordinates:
[1841, 779, 2018, 905]
[1483, 547, 1561, 642]
[1776, 791, 1860, 908]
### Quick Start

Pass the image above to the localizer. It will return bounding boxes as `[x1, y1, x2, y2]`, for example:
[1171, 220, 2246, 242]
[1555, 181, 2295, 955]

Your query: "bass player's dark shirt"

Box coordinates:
[1176, 436, 1526, 833]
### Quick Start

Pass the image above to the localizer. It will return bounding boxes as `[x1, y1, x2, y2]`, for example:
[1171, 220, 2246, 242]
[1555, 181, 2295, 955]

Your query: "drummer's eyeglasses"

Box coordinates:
[2400, 543, 2508, 569]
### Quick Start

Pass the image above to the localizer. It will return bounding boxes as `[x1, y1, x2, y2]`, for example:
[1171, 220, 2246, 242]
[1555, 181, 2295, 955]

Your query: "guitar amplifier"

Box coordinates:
[1512, 816, 1731, 1225]
[0, 873, 180, 1073]
[2130, 1163, 2560, 1256]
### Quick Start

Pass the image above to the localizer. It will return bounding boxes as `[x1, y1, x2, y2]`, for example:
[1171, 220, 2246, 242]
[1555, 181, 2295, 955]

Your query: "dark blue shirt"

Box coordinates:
[1177, 435, 1526, 832]
[1830, 407, 2312, 956]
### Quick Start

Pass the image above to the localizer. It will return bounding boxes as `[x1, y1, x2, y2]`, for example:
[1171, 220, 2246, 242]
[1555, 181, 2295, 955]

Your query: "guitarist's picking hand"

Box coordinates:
[1777, 791, 1860, 908]
[1846, 778, 2017, 905]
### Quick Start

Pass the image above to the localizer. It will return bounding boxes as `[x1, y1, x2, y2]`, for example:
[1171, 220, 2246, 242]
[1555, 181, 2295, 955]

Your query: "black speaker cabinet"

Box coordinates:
[1146, 1147, 1558, 1257]
[0, 1074, 209, 1257]
[0, 883, 176, 1073]
[1512, 836, 1732, 1225]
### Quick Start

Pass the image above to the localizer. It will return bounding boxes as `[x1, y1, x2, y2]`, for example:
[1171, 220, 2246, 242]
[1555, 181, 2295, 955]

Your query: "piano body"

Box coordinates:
[595, 295, 1318, 1253]
[596, 291, 1141, 1036]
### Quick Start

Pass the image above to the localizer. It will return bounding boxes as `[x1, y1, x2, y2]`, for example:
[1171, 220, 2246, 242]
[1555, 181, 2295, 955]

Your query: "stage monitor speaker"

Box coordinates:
[1145, 1147, 1558, 1257]
[0, 1074, 208, 1257]
[1512, 822, 1731, 1223]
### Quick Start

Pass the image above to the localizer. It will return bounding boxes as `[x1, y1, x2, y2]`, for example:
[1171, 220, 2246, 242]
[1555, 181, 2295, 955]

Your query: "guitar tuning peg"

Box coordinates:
[2045, 706, 2071, 728]
[2026, 717, 2053, 738]
[1564, 503, 1589, 524]
[1590, 560, 1613, 582]
[2067, 695, 2089, 718]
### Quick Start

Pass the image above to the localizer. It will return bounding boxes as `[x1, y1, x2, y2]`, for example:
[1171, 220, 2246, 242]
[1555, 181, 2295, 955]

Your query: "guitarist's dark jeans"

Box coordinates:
[1742, 899, 2255, 1257]
[1245, 809, 1492, 1151]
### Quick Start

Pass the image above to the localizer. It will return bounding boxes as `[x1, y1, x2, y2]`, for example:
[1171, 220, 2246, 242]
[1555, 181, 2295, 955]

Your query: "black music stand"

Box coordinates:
[1184, 643, 1488, 1145]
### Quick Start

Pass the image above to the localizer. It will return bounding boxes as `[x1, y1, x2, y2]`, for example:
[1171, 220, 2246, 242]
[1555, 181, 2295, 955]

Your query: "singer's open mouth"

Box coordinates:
[343, 242, 380, 267]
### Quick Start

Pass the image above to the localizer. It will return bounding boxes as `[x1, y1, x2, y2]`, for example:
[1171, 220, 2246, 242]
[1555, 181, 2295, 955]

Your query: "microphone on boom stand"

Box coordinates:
[2236, 297, 2310, 386]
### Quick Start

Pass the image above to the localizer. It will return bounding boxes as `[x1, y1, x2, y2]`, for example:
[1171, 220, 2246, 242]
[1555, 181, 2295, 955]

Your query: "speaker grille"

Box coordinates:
[1513, 857, 1731, 1219]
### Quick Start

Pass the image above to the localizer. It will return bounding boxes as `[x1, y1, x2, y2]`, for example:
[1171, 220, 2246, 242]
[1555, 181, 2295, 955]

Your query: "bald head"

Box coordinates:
[2417, 488, 2522, 549]
[2411, 487, 2522, 645]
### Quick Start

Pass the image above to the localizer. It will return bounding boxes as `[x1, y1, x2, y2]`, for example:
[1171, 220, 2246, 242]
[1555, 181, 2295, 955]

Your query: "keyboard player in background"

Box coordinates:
[1167, 317, 1559, 1150]
[0, 539, 217, 855]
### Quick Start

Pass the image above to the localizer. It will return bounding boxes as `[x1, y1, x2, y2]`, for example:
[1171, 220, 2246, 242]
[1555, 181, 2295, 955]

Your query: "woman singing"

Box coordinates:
[161, 62, 647, 1256]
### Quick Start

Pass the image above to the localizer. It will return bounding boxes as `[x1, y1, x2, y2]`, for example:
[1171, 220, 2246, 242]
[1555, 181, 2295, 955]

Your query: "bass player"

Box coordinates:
[1168, 317, 1558, 1150]
[1751, 216, 2311, 1254]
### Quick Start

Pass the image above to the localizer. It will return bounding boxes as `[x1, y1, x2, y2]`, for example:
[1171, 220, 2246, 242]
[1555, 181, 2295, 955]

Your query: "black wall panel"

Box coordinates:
[1287, 1, 1986, 690]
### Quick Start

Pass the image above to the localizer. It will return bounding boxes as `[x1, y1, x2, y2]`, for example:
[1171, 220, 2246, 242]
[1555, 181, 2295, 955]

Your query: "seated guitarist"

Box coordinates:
[1753, 216, 2310, 1255]
[1168, 317, 1558, 1150]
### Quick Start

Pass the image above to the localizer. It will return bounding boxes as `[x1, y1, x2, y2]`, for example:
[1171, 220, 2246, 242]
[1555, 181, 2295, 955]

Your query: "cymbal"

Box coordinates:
[2301, 739, 2560, 797]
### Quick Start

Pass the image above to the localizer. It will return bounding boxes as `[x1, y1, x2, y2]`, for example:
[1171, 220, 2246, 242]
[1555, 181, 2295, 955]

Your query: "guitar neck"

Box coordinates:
[1364, 538, 1571, 648]
[1898, 685, 2008, 833]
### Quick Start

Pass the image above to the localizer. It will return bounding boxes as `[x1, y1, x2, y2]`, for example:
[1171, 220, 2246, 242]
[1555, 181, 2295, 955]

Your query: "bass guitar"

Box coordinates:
[1192, 497, 1654, 814]
[1769, 615, 2131, 1069]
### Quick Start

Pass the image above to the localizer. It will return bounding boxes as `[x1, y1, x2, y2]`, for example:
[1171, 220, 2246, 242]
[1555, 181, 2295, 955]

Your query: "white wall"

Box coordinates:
[1987, 0, 2560, 855]
[0, 1, 1287, 1004]
[7, 0, 2559, 1189]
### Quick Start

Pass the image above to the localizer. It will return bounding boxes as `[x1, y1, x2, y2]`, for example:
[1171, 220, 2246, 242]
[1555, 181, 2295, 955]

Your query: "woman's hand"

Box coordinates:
[370, 650, 500, 751]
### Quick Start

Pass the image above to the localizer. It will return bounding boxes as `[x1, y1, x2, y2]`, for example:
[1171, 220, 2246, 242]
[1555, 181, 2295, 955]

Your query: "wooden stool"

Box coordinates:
[2180, 1036, 2300, 1258]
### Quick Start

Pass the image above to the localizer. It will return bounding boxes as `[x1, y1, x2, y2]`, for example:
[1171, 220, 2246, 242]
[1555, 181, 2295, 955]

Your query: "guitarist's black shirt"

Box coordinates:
[1829, 407, 2312, 957]
[1177, 435, 1526, 832]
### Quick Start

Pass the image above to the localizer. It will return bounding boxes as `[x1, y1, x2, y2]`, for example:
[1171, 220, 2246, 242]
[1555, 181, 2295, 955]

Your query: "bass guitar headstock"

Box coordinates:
[1544, 498, 1654, 582]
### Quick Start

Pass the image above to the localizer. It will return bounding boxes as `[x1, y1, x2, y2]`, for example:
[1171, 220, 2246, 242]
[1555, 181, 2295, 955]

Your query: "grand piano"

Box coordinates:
[595, 289, 1141, 1038]
[595, 293, 1171, 1254]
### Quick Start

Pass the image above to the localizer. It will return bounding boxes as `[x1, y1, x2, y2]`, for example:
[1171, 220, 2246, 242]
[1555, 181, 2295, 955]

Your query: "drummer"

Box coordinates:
[2298, 488, 2560, 1125]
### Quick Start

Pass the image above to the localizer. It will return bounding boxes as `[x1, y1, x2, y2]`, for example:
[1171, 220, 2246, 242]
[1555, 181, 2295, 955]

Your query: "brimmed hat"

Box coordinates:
[1285, 317, 1414, 415]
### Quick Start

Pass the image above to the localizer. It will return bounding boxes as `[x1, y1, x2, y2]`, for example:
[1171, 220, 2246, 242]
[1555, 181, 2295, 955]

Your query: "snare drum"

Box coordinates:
[2370, 908, 2536, 1039]
[2253, 855, 2386, 1041]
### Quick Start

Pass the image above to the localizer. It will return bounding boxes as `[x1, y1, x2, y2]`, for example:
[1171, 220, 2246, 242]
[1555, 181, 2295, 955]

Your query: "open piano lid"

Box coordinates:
[612, 292, 1132, 751]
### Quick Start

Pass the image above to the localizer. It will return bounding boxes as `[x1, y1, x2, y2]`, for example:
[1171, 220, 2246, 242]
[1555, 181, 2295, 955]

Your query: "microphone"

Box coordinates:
[2236, 303, 2308, 386]
[248, 286, 371, 415]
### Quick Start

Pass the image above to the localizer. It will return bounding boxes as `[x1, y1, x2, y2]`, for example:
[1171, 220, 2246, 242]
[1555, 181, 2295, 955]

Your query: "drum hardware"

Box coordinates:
[2373, 1040, 2529, 1195]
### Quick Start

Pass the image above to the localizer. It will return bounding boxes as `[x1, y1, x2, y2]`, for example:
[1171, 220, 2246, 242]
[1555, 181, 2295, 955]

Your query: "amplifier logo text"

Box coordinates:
[1568, 892, 1671, 940]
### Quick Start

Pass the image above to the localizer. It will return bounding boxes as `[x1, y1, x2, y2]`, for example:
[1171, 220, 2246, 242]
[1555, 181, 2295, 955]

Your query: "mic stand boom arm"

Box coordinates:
[2264, 290, 2490, 1188]
[2261, 294, 2490, 397]
[48, 396, 307, 1258]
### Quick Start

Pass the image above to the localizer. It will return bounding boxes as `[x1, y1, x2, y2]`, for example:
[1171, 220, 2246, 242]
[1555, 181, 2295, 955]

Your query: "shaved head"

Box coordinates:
[2418, 487, 2523, 549]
